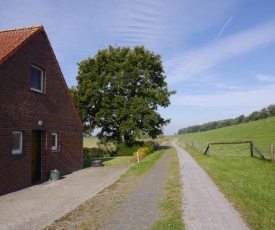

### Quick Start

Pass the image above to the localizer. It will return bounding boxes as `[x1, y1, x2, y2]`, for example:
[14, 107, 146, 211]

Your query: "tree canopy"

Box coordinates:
[71, 46, 175, 144]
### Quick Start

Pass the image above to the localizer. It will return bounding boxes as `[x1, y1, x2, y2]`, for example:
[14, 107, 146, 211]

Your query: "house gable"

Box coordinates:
[0, 25, 83, 195]
[0, 25, 83, 128]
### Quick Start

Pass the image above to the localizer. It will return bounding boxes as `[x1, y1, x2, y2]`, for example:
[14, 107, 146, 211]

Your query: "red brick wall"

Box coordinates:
[0, 31, 83, 195]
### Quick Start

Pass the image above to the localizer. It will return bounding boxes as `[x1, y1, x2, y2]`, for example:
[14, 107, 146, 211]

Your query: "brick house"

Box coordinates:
[0, 25, 83, 195]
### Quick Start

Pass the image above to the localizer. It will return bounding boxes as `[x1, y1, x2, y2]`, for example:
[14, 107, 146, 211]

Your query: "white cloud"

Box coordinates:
[166, 22, 275, 86]
[172, 84, 275, 109]
[256, 74, 275, 82]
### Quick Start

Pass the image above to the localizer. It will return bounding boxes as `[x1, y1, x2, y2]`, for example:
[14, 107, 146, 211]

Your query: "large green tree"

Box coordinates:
[71, 46, 175, 144]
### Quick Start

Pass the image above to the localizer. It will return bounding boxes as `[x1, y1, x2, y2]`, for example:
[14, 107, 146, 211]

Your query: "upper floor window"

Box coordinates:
[31, 65, 44, 93]
[12, 131, 22, 154]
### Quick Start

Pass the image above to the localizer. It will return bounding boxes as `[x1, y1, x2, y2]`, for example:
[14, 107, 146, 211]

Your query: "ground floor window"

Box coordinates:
[12, 131, 22, 154]
[51, 133, 58, 151]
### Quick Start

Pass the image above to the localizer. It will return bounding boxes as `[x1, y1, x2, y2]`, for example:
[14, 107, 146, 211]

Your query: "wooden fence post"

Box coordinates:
[250, 142, 253, 157]
[271, 144, 274, 162]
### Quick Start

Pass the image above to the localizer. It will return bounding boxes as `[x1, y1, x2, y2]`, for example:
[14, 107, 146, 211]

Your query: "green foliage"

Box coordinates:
[71, 45, 175, 143]
[83, 147, 109, 159]
[131, 147, 150, 163]
[116, 141, 143, 156]
[130, 141, 156, 163]
[178, 104, 275, 134]
[143, 141, 155, 153]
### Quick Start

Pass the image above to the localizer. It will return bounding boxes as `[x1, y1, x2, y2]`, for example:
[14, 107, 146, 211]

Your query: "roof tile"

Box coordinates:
[0, 25, 43, 65]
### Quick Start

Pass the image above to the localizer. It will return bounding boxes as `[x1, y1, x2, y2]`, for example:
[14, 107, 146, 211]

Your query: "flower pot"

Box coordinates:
[50, 170, 60, 180]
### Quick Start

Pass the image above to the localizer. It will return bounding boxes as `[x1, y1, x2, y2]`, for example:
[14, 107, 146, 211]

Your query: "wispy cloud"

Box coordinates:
[215, 16, 233, 41]
[256, 74, 275, 82]
[172, 84, 275, 109]
[166, 22, 275, 87]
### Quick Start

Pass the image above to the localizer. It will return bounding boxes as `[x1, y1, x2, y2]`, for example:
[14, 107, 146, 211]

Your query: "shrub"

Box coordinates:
[143, 141, 155, 153]
[116, 141, 143, 156]
[83, 147, 109, 159]
[130, 144, 155, 163]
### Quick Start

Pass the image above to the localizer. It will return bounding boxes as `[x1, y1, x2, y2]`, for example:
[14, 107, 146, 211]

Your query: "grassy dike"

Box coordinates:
[175, 117, 275, 159]
[175, 117, 275, 230]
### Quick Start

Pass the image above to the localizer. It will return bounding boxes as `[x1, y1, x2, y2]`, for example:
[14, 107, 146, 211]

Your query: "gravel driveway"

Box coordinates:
[0, 165, 131, 230]
[172, 140, 250, 230]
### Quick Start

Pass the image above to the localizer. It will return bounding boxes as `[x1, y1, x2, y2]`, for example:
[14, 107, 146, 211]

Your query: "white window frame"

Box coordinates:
[31, 65, 44, 93]
[51, 133, 58, 151]
[12, 131, 22, 154]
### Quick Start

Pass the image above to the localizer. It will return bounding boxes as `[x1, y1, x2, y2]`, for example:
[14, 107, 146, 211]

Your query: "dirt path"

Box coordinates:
[171, 141, 250, 230]
[0, 165, 131, 230]
[101, 152, 170, 229]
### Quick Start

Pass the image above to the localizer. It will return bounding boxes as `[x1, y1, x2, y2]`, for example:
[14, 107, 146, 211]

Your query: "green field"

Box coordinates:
[176, 117, 275, 230]
[83, 137, 99, 148]
[175, 117, 275, 159]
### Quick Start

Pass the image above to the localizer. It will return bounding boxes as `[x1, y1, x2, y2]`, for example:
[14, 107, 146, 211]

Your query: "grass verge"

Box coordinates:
[183, 144, 275, 230]
[83, 156, 132, 168]
[44, 150, 165, 230]
[125, 150, 164, 176]
[151, 147, 185, 230]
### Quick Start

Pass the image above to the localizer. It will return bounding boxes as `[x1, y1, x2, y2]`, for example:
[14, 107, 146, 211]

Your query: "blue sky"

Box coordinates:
[1, 0, 275, 135]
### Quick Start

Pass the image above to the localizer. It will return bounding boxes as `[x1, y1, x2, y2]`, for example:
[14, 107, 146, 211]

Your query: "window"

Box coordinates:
[51, 133, 58, 151]
[31, 66, 43, 93]
[12, 131, 22, 154]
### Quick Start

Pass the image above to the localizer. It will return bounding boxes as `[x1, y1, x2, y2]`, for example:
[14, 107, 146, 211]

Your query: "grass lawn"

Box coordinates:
[83, 156, 132, 168]
[175, 117, 275, 159]
[83, 137, 99, 148]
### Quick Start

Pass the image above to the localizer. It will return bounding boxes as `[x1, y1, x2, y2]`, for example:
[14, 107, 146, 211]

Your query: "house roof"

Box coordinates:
[0, 25, 44, 65]
[0, 25, 84, 128]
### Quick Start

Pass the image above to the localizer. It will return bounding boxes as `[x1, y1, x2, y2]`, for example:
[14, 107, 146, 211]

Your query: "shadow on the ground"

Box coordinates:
[158, 145, 171, 150]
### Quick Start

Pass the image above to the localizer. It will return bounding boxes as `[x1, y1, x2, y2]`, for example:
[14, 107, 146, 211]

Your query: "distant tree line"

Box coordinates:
[178, 104, 275, 134]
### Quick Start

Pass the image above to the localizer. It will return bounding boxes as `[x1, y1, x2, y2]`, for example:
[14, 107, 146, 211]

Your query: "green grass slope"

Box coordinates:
[176, 117, 275, 229]
[176, 117, 275, 159]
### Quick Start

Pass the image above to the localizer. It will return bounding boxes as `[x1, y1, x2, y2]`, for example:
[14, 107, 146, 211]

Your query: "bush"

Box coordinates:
[130, 141, 157, 163]
[83, 147, 109, 159]
[116, 141, 144, 156]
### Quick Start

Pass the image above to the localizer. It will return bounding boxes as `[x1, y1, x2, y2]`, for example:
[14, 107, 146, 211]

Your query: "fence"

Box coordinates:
[177, 139, 274, 161]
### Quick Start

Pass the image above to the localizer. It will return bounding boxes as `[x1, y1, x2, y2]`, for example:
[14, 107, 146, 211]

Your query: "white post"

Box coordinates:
[137, 151, 140, 163]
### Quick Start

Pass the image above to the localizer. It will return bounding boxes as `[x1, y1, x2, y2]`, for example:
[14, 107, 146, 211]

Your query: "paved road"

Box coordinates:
[172, 141, 250, 230]
[0, 165, 131, 230]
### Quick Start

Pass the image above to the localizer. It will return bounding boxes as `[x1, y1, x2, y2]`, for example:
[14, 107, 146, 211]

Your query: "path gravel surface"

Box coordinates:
[102, 152, 170, 230]
[172, 140, 250, 230]
[0, 165, 130, 230]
